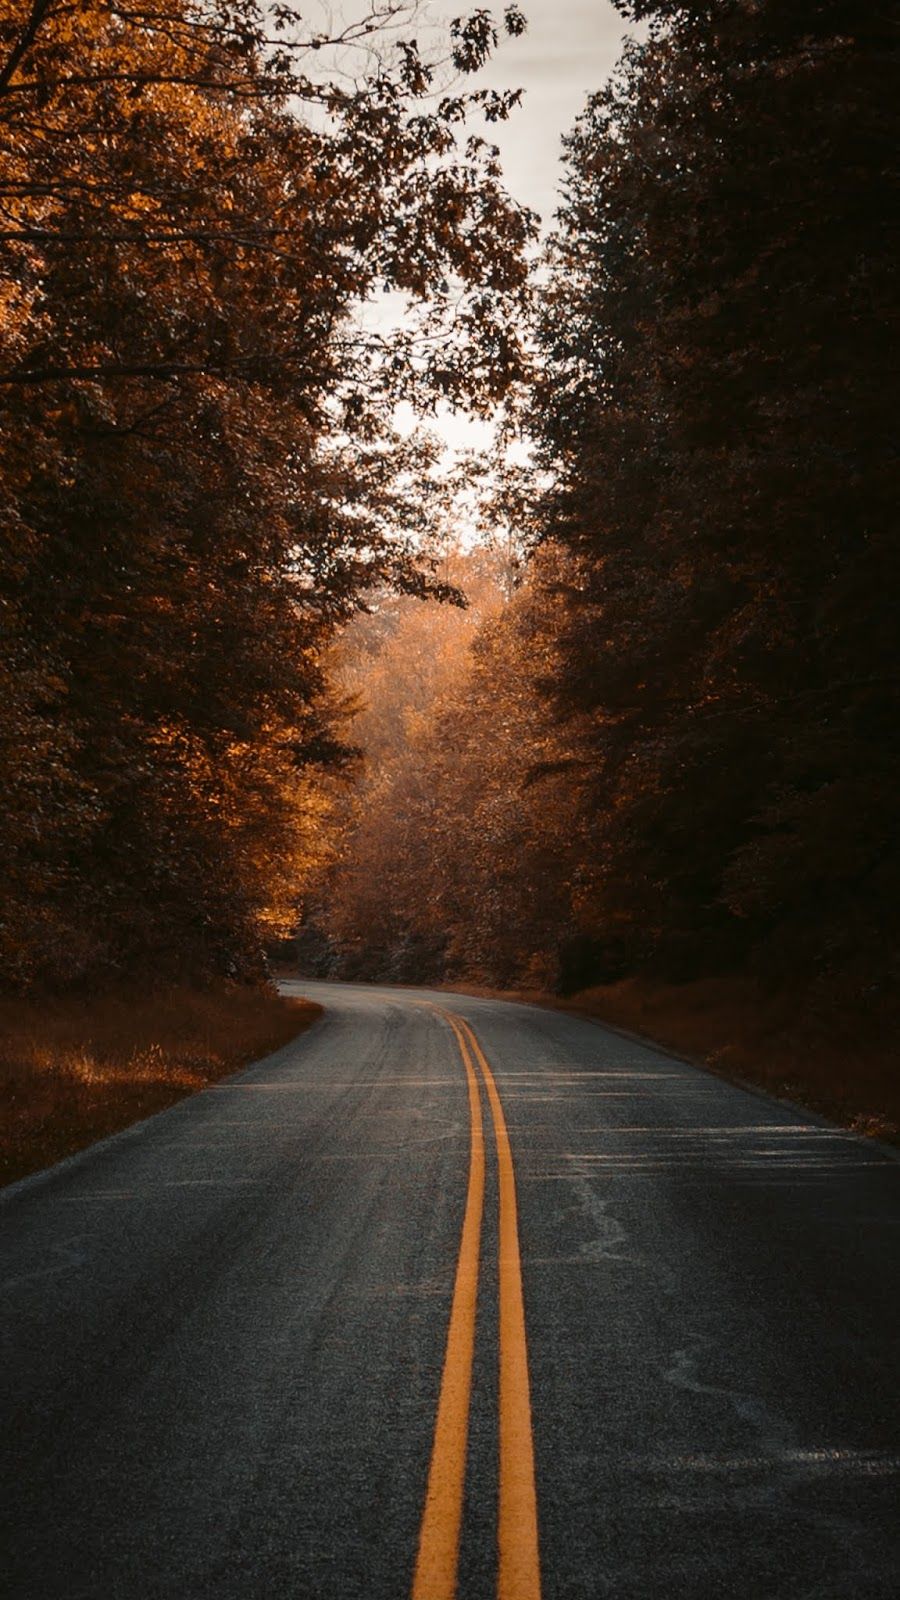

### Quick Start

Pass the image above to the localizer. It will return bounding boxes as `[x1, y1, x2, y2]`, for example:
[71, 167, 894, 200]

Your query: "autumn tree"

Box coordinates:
[316, 543, 582, 987]
[318, 547, 504, 978]
[0, 0, 534, 987]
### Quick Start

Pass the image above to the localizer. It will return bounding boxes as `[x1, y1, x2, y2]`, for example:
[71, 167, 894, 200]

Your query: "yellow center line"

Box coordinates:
[411, 1006, 542, 1600]
[455, 1015, 542, 1600]
[412, 1013, 485, 1600]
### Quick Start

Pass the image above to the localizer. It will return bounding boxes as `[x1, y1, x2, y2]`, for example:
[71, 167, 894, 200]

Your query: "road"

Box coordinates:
[2, 981, 898, 1599]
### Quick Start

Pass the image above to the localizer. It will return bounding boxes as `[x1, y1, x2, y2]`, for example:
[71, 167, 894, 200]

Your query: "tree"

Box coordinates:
[0, 0, 535, 988]
[318, 548, 504, 979]
[317, 543, 582, 988]
[532, 0, 899, 995]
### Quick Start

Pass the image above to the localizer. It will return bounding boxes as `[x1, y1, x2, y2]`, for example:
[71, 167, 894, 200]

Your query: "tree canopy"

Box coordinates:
[0, 0, 534, 988]
[4, 0, 896, 1023]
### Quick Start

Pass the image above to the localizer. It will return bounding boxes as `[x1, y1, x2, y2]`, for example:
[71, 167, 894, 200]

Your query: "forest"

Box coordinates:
[1, 0, 897, 1171]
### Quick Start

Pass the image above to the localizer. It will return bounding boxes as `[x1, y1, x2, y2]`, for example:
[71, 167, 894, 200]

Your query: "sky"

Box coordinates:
[464, 0, 632, 229]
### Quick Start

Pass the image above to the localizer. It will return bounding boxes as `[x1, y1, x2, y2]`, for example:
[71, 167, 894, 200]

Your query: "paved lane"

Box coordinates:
[2, 982, 898, 1598]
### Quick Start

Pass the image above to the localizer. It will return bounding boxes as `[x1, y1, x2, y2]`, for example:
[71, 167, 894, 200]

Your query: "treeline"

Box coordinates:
[316, 0, 899, 1020]
[0, 0, 532, 990]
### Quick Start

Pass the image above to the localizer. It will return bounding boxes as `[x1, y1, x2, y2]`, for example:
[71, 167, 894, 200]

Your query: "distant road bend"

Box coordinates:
[2, 981, 898, 1599]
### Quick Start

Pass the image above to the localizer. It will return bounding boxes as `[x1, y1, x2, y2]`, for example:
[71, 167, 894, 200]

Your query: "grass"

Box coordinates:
[559, 976, 899, 1143]
[0, 982, 321, 1188]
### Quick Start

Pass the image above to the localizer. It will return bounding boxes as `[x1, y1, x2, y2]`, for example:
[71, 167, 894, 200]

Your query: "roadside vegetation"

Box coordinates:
[557, 980, 900, 1143]
[0, 985, 320, 1186]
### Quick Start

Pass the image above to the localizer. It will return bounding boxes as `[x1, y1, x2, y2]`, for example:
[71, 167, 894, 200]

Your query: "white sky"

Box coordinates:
[468, 0, 632, 230]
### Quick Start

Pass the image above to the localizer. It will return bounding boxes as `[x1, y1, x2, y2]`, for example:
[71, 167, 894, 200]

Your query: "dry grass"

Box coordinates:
[0, 983, 321, 1187]
[562, 976, 899, 1143]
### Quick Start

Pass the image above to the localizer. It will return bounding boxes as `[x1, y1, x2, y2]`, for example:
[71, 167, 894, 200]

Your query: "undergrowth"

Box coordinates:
[566, 977, 899, 1143]
[0, 983, 320, 1186]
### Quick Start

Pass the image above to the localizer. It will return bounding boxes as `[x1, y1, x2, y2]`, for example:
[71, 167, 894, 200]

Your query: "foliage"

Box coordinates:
[316, 543, 582, 988]
[6, 0, 894, 1024]
[530, 0, 899, 993]
[317, 547, 507, 979]
[0, 0, 534, 988]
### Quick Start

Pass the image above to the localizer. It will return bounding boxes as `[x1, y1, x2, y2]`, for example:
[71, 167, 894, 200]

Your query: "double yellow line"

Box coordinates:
[411, 1010, 541, 1600]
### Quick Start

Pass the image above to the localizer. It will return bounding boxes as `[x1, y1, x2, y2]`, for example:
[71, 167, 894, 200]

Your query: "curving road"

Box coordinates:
[2, 981, 898, 1599]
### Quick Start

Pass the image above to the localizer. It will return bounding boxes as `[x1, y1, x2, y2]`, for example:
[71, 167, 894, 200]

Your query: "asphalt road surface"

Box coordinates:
[2, 981, 898, 1599]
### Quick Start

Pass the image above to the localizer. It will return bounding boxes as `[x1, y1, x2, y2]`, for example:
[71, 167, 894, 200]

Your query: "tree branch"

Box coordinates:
[0, 0, 58, 95]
